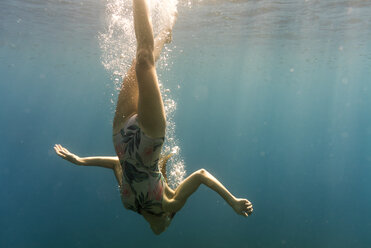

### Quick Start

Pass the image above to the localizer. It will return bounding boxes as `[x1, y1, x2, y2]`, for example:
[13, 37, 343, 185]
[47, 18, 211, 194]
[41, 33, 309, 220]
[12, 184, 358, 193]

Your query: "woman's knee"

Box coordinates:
[136, 48, 155, 71]
[196, 169, 209, 178]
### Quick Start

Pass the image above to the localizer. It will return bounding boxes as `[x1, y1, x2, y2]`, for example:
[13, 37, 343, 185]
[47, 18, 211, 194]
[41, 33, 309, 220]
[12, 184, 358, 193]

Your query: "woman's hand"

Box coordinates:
[232, 198, 253, 217]
[54, 144, 81, 165]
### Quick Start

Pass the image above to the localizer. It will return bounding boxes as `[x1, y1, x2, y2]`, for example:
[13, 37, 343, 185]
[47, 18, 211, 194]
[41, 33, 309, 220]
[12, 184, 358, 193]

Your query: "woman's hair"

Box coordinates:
[158, 153, 177, 219]
[158, 153, 173, 184]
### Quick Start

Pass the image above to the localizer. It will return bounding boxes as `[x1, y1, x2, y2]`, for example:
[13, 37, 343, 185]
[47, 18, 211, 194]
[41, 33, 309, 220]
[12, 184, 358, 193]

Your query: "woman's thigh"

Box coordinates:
[136, 60, 166, 138]
[113, 62, 139, 134]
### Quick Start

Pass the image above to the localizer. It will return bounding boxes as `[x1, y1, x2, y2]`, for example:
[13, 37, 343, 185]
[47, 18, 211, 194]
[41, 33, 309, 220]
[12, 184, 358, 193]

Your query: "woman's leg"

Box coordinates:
[113, 61, 138, 134]
[133, 0, 166, 138]
[113, 14, 174, 134]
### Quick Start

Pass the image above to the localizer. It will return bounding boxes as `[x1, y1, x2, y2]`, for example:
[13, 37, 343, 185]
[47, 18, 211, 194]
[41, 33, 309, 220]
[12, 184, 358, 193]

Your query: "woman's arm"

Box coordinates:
[54, 144, 119, 169]
[163, 169, 253, 217]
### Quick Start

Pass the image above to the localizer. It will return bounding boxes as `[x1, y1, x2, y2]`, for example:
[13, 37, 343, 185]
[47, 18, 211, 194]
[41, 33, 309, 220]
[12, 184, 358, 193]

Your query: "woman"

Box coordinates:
[54, 0, 253, 235]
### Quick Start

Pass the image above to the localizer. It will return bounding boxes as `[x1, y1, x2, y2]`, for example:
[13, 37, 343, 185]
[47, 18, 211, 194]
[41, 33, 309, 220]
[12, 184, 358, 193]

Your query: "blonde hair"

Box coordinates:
[158, 153, 173, 184]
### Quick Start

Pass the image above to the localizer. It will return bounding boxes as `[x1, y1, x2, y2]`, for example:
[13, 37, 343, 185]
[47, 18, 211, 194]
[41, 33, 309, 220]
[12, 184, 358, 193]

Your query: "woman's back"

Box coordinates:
[113, 114, 166, 216]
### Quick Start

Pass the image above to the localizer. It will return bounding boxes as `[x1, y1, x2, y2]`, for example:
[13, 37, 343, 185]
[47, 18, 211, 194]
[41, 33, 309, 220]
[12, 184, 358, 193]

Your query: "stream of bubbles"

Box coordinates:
[99, 0, 186, 188]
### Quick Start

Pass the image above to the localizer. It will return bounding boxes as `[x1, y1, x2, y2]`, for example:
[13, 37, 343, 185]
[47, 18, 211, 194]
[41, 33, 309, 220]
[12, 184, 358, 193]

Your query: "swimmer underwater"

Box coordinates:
[54, 0, 253, 235]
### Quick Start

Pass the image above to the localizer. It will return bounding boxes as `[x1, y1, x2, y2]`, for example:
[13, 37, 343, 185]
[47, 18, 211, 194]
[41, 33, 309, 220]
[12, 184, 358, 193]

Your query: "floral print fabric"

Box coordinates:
[113, 114, 166, 216]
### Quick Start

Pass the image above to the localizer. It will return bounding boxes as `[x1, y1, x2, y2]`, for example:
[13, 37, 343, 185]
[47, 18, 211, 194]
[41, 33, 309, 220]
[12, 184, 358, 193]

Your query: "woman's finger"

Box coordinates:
[55, 150, 66, 158]
[58, 145, 66, 153]
[54, 146, 61, 154]
[62, 147, 69, 154]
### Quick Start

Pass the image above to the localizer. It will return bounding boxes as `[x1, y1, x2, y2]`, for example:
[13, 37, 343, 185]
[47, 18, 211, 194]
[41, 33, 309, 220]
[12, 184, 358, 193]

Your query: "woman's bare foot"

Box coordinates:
[232, 198, 253, 217]
[170, 9, 178, 29]
[163, 29, 173, 44]
[153, 10, 177, 61]
[164, 10, 177, 44]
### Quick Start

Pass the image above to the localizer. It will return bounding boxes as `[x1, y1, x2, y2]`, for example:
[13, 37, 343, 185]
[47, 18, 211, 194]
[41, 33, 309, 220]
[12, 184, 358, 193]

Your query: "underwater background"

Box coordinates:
[1, 0, 371, 247]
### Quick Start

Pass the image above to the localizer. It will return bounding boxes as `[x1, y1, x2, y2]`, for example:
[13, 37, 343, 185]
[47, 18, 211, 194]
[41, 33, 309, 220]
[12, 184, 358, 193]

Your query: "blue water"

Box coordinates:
[1, 0, 371, 247]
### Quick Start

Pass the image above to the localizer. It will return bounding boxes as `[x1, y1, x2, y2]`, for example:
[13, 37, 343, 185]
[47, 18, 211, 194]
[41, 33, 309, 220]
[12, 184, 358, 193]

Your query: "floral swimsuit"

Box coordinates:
[113, 114, 166, 216]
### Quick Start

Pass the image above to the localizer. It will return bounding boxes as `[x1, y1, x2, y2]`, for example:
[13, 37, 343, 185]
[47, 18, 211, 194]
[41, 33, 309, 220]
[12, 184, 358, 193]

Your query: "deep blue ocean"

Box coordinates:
[1, 0, 371, 247]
